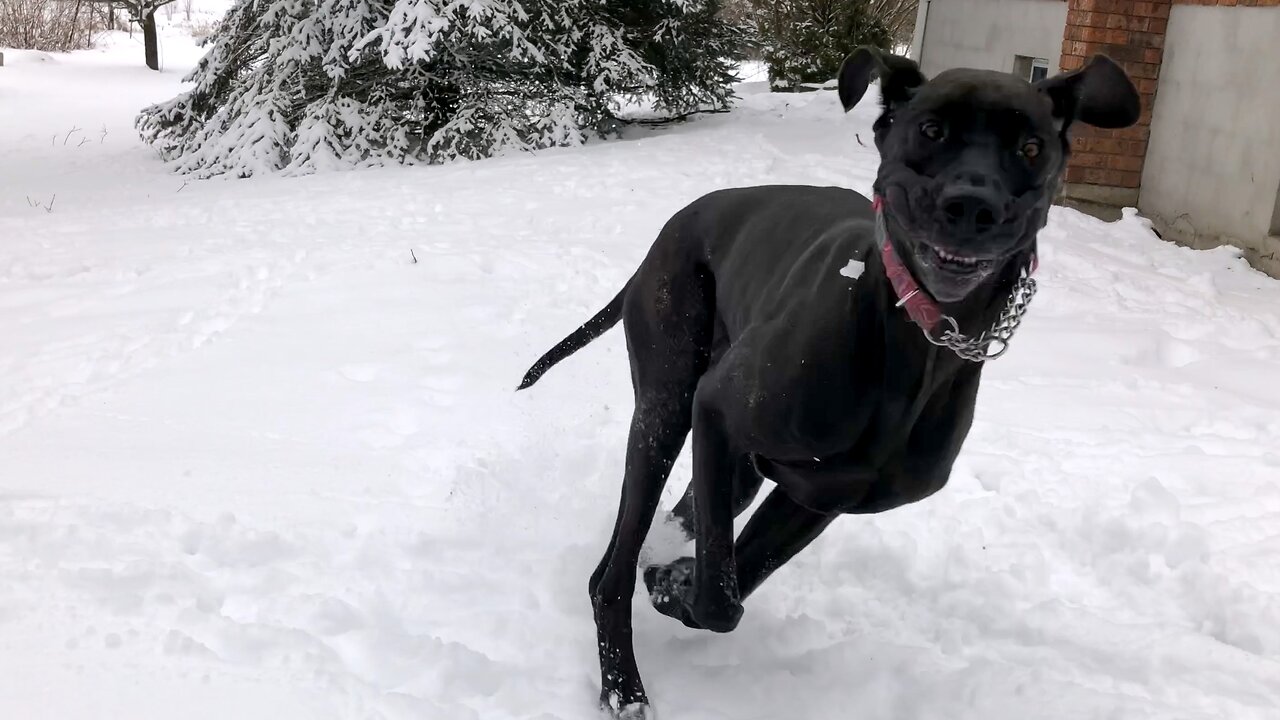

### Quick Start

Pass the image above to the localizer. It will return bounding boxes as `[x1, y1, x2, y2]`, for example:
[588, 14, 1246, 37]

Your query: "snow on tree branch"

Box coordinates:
[136, 0, 744, 177]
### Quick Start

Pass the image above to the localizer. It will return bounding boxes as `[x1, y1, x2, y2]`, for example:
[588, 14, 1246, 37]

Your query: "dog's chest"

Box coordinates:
[733, 327, 958, 514]
[740, 331, 942, 456]
[750, 379, 947, 513]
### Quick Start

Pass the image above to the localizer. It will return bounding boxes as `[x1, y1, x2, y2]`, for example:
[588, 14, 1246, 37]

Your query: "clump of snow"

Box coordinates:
[2, 28, 1279, 720]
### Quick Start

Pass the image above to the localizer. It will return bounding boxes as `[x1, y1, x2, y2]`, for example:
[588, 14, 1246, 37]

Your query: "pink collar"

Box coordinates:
[872, 195, 1037, 334]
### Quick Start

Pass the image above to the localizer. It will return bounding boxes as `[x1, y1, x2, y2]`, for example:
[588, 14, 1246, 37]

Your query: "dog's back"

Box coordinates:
[667, 185, 878, 338]
[519, 185, 877, 389]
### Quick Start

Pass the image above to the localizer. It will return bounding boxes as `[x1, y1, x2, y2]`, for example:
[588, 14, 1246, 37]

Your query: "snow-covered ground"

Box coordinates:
[3, 28, 1280, 720]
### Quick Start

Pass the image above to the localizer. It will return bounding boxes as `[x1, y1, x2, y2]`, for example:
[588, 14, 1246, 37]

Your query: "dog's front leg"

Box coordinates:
[692, 400, 744, 631]
[683, 398, 747, 632]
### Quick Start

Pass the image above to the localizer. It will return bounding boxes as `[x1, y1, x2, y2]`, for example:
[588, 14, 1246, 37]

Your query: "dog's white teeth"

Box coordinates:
[937, 248, 977, 266]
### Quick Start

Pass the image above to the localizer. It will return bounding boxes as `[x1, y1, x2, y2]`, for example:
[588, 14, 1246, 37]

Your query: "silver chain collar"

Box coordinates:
[875, 206, 1038, 363]
[922, 271, 1037, 362]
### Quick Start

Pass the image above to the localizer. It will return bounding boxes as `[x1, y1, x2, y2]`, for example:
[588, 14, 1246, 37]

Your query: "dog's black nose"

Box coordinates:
[939, 188, 1004, 236]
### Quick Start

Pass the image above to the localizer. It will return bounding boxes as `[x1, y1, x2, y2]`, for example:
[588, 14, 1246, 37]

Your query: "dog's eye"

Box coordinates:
[919, 121, 944, 142]
[1020, 140, 1043, 160]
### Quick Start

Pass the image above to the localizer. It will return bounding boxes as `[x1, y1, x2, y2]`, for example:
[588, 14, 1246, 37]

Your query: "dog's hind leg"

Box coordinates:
[589, 259, 714, 718]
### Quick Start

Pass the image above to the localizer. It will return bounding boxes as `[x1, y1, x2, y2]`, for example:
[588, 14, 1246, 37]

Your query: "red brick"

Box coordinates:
[1131, 33, 1165, 49]
[1096, 44, 1147, 62]
[1066, 25, 1106, 42]
[1123, 61, 1160, 79]
[1060, 54, 1087, 71]
[1220, 0, 1238, 5]
[1082, 0, 1135, 12]
[1073, 153, 1110, 169]
[1118, 125, 1151, 142]
[1135, 1, 1170, 14]
[1077, 137, 1123, 154]
[1143, 48, 1163, 64]
[1107, 155, 1146, 172]
[1079, 168, 1110, 185]
[1118, 14, 1161, 31]
[1068, 10, 1112, 26]
[1091, 11, 1118, 26]
[1076, 168, 1139, 189]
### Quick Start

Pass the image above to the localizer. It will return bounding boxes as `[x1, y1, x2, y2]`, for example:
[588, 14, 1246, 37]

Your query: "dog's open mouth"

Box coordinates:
[921, 243, 994, 276]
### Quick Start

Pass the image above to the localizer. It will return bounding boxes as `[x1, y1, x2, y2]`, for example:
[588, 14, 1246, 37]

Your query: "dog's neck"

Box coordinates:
[872, 196, 1038, 358]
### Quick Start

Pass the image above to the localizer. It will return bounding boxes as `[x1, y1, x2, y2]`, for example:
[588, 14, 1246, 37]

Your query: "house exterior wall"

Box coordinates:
[911, 0, 1068, 78]
[1139, 4, 1280, 273]
[912, 0, 1280, 275]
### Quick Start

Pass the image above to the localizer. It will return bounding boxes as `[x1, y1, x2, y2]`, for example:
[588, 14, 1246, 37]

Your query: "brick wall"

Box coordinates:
[1060, 0, 1170, 194]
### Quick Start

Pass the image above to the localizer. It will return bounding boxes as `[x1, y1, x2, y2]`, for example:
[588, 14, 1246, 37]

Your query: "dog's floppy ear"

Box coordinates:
[837, 46, 926, 113]
[1035, 54, 1141, 129]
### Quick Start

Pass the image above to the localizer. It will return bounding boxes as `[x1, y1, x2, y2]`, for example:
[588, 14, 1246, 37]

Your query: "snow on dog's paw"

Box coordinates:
[614, 702, 656, 720]
[600, 692, 656, 720]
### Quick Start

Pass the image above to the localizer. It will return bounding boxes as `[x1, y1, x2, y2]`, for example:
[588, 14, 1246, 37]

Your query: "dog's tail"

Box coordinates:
[517, 278, 632, 390]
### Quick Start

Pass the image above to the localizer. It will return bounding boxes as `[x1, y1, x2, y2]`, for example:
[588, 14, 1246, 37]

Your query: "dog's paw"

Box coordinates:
[644, 557, 696, 626]
[644, 557, 742, 632]
[600, 690, 655, 720]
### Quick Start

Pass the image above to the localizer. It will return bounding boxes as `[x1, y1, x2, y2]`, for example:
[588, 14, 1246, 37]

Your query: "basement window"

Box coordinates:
[1013, 55, 1051, 83]
[1270, 179, 1280, 237]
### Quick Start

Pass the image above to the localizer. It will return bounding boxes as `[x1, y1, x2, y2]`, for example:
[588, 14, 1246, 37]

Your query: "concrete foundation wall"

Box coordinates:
[912, 0, 1068, 77]
[1140, 6, 1280, 271]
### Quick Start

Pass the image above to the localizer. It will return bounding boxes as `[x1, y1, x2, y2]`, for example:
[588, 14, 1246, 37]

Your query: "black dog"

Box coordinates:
[519, 48, 1139, 718]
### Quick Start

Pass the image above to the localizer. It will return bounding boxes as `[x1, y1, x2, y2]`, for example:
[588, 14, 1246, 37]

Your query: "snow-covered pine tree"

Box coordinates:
[738, 0, 893, 90]
[137, 0, 744, 177]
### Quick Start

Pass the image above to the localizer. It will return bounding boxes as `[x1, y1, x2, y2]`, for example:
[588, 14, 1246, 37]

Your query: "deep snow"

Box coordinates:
[2, 28, 1280, 720]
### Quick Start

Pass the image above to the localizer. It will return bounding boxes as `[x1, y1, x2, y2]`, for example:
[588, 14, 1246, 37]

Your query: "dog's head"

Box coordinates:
[839, 49, 1140, 302]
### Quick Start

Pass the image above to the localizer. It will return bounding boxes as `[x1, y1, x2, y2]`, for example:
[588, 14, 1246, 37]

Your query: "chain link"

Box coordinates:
[923, 272, 1038, 362]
